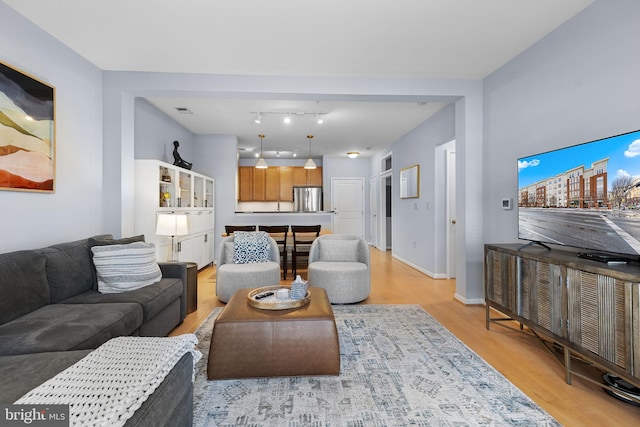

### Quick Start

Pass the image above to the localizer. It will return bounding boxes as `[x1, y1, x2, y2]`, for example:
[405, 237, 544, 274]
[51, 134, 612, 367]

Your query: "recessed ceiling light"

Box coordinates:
[175, 107, 193, 115]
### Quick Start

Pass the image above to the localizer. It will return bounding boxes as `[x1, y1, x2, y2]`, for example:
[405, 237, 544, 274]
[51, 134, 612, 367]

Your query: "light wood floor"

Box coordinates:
[170, 248, 639, 426]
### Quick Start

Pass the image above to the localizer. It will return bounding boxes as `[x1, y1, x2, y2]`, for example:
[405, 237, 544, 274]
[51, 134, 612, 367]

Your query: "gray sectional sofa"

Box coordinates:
[0, 235, 195, 426]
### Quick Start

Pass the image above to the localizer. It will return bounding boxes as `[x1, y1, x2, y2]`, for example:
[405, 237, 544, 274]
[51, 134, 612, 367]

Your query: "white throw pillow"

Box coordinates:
[318, 239, 359, 262]
[91, 242, 162, 293]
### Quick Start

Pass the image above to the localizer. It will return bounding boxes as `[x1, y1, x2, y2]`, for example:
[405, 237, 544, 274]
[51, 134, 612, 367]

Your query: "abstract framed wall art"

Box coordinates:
[0, 61, 55, 192]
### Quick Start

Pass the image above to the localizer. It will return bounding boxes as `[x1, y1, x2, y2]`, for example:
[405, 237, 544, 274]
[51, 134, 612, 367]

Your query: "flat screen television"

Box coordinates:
[517, 129, 640, 261]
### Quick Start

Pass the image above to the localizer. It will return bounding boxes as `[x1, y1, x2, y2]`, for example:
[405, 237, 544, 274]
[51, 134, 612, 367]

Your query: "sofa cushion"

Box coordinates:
[61, 277, 183, 323]
[36, 236, 112, 303]
[91, 242, 162, 293]
[0, 303, 143, 356]
[0, 350, 92, 404]
[233, 231, 271, 264]
[89, 235, 145, 248]
[0, 251, 49, 325]
[318, 239, 359, 262]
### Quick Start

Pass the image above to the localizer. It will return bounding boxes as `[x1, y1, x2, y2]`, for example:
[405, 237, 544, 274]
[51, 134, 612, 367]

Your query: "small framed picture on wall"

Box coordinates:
[0, 61, 55, 192]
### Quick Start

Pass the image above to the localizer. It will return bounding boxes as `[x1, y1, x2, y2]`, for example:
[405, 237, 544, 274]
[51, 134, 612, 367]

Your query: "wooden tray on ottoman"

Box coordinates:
[247, 286, 310, 310]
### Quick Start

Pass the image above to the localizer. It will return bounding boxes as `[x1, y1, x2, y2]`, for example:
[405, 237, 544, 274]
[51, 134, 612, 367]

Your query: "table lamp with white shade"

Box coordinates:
[156, 213, 189, 261]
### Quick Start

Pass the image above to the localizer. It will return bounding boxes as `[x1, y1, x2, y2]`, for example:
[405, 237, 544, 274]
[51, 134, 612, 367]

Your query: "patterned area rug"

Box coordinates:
[192, 304, 560, 426]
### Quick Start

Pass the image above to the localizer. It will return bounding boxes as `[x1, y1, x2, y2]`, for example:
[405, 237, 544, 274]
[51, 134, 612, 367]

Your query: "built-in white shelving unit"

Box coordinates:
[134, 160, 215, 269]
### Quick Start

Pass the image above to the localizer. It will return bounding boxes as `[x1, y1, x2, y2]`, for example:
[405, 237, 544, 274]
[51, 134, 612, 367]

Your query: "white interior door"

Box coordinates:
[331, 178, 365, 237]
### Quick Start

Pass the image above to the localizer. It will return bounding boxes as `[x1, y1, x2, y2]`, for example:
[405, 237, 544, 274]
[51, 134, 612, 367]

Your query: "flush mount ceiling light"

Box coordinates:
[255, 134, 268, 169]
[347, 151, 360, 159]
[304, 135, 317, 169]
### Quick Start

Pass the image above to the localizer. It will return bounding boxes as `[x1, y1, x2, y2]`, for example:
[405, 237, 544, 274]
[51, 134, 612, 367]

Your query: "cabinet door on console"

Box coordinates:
[485, 249, 518, 313]
[528, 261, 566, 338]
[566, 269, 634, 375]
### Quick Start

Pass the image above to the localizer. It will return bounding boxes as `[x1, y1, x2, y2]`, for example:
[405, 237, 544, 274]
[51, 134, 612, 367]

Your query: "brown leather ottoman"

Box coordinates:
[207, 287, 340, 379]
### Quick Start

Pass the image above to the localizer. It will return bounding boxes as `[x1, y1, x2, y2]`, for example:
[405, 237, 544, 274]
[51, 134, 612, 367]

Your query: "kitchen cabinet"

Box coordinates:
[292, 167, 307, 186]
[265, 167, 280, 201]
[307, 167, 323, 186]
[253, 168, 266, 200]
[239, 166, 252, 201]
[238, 166, 322, 202]
[279, 167, 293, 201]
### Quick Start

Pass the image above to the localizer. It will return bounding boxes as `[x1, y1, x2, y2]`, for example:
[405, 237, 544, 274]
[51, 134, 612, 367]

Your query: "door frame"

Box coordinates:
[369, 175, 378, 247]
[445, 145, 456, 278]
[378, 171, 392, 251]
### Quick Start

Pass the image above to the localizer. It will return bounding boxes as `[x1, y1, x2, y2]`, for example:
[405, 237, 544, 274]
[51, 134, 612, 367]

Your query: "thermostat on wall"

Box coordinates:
[501, 198, 512, 210]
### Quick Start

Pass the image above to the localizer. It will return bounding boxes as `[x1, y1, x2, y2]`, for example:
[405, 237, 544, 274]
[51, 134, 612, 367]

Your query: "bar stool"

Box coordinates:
[291, 225, 321, 278]
[258, 225, 289, 279]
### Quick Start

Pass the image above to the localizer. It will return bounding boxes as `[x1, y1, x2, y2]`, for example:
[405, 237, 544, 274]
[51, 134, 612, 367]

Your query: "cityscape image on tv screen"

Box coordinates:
[518, 129, 640, 256]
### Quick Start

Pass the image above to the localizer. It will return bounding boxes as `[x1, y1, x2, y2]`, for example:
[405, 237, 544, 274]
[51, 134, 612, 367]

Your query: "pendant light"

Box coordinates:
[255, 134, 268, 169]
[304, 134, 317, 169]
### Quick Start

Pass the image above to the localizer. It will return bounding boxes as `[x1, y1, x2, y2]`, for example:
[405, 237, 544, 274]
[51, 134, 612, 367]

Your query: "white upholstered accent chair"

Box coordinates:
[215, 233, 281, 303]
[307, 234, 370, 304]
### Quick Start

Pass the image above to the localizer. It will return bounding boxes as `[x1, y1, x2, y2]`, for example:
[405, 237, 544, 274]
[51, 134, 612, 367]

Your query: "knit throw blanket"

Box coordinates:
[15, 334, 201, 427]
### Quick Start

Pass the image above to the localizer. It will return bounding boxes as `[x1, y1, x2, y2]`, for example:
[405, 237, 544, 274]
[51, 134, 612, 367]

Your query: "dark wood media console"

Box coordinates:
[485, 243, 640, 403]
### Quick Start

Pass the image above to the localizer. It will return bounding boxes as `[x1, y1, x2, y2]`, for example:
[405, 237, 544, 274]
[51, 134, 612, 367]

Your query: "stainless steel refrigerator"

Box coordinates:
[293, 187, 323, 212]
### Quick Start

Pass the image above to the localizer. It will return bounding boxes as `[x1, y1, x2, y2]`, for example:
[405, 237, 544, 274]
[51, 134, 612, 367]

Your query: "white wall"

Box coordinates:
[483, 0, 640, 246]
[388, 104, 455, 277]
[0, 2, 104, 252]
[192, 133, 238, 259]
[134, 98, 195, 165]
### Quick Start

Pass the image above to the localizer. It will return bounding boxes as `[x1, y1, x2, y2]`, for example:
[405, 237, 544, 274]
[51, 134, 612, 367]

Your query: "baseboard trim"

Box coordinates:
[454, 293, 485, 305]
[391, 253, 448, 279]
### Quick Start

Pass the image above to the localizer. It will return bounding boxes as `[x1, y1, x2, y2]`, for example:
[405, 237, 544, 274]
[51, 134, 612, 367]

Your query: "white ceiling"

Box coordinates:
[4, 0, 594, 158]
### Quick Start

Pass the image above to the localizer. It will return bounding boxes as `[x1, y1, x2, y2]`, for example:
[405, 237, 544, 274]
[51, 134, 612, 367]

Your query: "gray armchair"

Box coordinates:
[215, 233, 281, 303]
[307, 234, 370, 304]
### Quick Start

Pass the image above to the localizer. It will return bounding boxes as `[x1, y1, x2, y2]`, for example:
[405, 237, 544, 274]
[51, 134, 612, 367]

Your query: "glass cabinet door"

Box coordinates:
[178, 171, 192, 207]
[159, 166, 175, 207]
[205, 179, 214, 208]
[194, 176, 204, 207]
